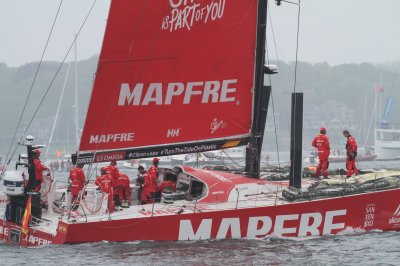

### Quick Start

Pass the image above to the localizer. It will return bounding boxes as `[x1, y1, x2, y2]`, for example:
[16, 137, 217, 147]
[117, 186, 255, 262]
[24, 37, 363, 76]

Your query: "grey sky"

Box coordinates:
[1, 0, 400, 67]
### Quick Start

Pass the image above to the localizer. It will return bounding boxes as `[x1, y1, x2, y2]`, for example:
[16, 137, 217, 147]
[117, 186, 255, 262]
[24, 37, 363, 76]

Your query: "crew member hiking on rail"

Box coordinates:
[95, 167, 114, 213]
[343, 130, 358, 178]
[32, 149, 48, 192]
[68, 164, 86, 204]
[311, 127, 330, 179]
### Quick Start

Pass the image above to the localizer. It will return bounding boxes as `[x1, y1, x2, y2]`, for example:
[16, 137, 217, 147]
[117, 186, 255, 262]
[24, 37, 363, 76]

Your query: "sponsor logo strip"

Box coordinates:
[74, 138, 250, 165]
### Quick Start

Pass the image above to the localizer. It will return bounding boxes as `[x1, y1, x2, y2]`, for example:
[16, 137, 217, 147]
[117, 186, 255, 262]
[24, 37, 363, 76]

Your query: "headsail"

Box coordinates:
[77, 0, 260, 163]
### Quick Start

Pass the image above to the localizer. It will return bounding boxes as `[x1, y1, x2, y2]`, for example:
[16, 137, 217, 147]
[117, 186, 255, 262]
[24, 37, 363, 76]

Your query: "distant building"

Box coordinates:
[304, 100, 358, 131]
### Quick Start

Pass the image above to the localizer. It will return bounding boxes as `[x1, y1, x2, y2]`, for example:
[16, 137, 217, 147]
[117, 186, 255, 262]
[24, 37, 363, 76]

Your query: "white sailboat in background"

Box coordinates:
[373, 85, 400, 160]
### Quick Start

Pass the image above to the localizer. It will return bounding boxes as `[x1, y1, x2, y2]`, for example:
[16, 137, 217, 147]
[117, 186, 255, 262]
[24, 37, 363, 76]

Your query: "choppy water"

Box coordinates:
[0, 231, 399, 265]
[0, 158, 399, 265]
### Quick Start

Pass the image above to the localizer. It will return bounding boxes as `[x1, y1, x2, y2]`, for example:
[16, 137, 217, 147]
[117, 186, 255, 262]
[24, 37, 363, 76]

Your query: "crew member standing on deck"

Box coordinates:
[107, 161, 131, 207]
[68, 164, 86, 204]
[108, 160, 120, 183]
[311, 127, 330, 179]
[32, 149, 47, 192]
[108, 161, 121, 206]
[148, 158, 160, 196]
[139, 166, 154, 204]
[343, 130, 358, 178]
[136, 166, 145, 201]
[96, 167, 114, 213]
[114, 172, 131, 206]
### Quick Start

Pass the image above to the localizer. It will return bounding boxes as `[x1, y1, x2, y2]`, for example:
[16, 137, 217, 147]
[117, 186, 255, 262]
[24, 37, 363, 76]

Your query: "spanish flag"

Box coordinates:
[21, 196, 32, 236]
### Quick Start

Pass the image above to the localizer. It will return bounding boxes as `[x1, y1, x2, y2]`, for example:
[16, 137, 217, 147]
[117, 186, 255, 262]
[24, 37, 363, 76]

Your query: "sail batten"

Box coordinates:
[79, 0, 260, 156]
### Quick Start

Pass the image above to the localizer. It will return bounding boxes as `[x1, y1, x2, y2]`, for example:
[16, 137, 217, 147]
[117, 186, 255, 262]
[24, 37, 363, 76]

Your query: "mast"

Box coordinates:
[245, 0, 270, 178]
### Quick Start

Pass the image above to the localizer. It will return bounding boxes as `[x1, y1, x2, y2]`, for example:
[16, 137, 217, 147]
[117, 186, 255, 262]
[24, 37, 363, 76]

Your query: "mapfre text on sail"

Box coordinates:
[118, 79, 238, 106]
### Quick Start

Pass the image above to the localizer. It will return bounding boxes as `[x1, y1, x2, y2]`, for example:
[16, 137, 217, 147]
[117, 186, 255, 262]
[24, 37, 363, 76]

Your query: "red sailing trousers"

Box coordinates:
[346, 156, 358, 177]
[316, 158, 329, 178]
[315, 151, 329, 178]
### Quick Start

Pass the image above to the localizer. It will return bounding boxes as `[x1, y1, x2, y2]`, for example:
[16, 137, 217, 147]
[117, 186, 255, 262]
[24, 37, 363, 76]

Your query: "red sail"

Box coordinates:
[79, 0, 259, 152]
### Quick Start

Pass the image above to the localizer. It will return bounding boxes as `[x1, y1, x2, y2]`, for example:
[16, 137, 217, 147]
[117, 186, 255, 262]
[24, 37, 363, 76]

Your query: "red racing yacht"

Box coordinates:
[1, 0, 399, 246]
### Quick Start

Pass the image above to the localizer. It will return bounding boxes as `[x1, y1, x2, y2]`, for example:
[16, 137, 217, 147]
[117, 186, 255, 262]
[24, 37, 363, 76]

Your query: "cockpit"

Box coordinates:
[157, 166, 207, 203]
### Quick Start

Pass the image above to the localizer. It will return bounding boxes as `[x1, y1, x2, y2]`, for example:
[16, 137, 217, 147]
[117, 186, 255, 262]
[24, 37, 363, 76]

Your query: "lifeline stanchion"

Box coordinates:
[255, 190, 258, 207]
[194, 196, 198, 213]
[235, 188, 240, 209]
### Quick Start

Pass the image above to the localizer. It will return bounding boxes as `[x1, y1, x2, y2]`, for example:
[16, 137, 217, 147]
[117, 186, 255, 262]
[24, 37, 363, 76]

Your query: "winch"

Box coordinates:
[2, 171, 25, 196]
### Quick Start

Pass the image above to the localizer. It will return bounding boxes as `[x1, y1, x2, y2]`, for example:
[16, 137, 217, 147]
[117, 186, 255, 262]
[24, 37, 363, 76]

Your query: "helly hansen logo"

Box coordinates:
[388, 204, 400, 224]
[167, 128, 181, 138]
[394, 204, 400, 217]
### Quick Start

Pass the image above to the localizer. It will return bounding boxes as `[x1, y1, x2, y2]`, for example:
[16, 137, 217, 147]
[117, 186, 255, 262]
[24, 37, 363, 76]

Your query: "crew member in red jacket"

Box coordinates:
[108, 161, 130, 207]
[139, 166, 154, 204]
[108, 161, 121, 205]
[108, 161, 120, 183]
[311, 127, 330, 179]
[69, 164, 86, 204]
[343, 130, 358, 177]
[114, 173, 131, 206]
[148, 157, 160, 187]
[158, 180, 176, 193]
[95, 167, 114, 213]
[33, 149, 47, 192]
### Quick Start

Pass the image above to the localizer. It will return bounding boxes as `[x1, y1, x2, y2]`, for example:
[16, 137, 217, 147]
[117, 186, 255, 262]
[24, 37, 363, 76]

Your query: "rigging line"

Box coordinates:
[221, 150, 245, 168]
[265, 14, 281, 169]
[46, 62, 72, 159]
[270, 92, 281, 168]
[267, 6, 280, 68]
[280, 0, 299, 6]
[293, 0, 301, 94]
[1, 0, 64, 173]
[7, 0, 98, 166]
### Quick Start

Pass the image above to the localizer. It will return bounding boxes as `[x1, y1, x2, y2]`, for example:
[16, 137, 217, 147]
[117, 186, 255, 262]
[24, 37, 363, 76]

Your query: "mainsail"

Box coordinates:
[77, 0, 260, 164]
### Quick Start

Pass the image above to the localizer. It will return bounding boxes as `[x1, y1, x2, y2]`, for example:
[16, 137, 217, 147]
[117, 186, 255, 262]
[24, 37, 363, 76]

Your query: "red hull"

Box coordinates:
[1, 188, 399, 246]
